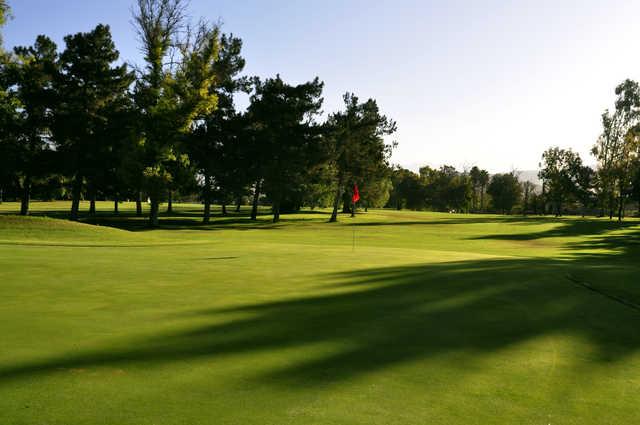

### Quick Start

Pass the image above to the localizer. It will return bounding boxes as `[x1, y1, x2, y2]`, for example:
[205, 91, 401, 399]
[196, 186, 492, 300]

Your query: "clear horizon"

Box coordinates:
[4, 0, 640, 173]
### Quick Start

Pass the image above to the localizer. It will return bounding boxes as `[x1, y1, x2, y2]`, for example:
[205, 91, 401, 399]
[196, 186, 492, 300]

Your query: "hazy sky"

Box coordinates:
[4, 0, 640, 172]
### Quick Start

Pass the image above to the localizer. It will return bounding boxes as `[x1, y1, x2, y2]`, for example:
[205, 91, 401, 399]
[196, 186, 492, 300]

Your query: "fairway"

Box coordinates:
[1, 202, 640, 424]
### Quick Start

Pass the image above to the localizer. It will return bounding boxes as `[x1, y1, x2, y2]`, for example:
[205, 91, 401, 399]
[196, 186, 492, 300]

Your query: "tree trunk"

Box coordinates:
[136, 191, 143, 217]
[70, 175, 82, 221]
[480, 187, 485, 212]
[342, 198, 351, 214]
[203, 201, 211, 223]
[114, 197, 119, 214]
[222, 203, 227, 216]
[251, 179, 261, 221]
[203, 174, 211, 224]
[272, 199, 280, 223]
[555, 199, 561, 218]
[618, 195, 624, 222]
[149, 197, 159, 227]
[20, 176, 31, 216]
[235, 198, 241, 213]
[89, 190, 96, 216]
[609, 193, 615, 220]
[166, 190, 173, 213]
[329, 183, 343, 223]
[351, 200, 356, 218]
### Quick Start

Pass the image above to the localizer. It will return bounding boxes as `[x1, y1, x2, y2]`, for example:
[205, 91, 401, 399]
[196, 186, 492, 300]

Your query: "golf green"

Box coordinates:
[1, 201, 639, 424]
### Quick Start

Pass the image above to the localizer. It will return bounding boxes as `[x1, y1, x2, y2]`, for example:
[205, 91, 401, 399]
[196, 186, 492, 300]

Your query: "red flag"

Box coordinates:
[352, 184, 360, 203]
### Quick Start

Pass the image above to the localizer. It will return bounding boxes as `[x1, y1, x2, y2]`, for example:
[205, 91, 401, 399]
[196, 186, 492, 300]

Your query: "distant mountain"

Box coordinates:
[515, 170, 541, 186]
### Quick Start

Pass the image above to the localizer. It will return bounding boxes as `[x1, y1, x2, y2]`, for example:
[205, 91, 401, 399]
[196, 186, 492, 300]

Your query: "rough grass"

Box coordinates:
[1, 201, 639, 424]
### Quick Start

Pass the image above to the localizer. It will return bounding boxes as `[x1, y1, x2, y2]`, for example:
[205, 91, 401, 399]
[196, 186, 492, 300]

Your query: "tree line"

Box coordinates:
[387, 80, 640, 220]
[2, 1, 639, 223]
[386, 165, 529, 215]
[0, 0, 396, 225]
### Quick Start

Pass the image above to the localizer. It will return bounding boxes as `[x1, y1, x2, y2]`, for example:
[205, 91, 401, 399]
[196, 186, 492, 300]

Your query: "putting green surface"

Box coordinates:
[1, 202, 639, 424]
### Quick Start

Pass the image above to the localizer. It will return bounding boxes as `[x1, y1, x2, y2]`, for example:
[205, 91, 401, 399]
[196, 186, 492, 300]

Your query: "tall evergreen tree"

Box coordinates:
[4, 36, 57, 215]
[327, 93, 396, 222]
[53, 24, 133, 220]
[246, 75, 324, 222]
[0, 3, 17, 202]
[99, 93, 138, 214]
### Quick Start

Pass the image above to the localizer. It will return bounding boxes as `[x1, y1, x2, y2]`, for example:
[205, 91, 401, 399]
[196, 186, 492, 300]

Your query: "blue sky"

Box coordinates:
[4, 0, 640, 172]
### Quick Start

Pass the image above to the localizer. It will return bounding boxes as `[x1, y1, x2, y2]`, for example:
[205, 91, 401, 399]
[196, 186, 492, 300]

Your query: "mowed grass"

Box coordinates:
[1, 201, 640, 424]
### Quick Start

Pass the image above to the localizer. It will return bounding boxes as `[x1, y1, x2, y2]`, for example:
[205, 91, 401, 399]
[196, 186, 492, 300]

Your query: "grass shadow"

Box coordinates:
[0, 205, 331, 232]
[470, 219, 640, 241]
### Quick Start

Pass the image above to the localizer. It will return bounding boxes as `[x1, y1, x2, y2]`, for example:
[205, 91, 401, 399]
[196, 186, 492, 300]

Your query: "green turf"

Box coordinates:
[1, 201, 639, 424]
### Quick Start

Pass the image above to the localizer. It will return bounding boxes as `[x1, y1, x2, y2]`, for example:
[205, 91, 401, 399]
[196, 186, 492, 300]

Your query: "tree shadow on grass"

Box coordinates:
[82, 216, 283, 232]
[1, 205, 332, 232]
[1, 228, 639, 387]
[469, 219, 640, 241]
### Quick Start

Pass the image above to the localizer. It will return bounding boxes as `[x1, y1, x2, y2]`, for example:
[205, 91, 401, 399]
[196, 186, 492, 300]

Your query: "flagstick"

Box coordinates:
[352, 199, 356, 252]
[351, 184, 359, 252]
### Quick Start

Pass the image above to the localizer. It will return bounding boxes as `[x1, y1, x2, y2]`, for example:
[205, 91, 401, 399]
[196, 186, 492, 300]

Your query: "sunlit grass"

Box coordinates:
[1, 202, 639, 424]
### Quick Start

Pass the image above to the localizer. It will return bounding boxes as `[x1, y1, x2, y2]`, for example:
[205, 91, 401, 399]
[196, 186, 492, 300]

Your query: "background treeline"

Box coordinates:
[381, 79, 640, 220]
[0, 0, 396, 225]
[389, 138, 640, 219]
[387, 165, 530, 215]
